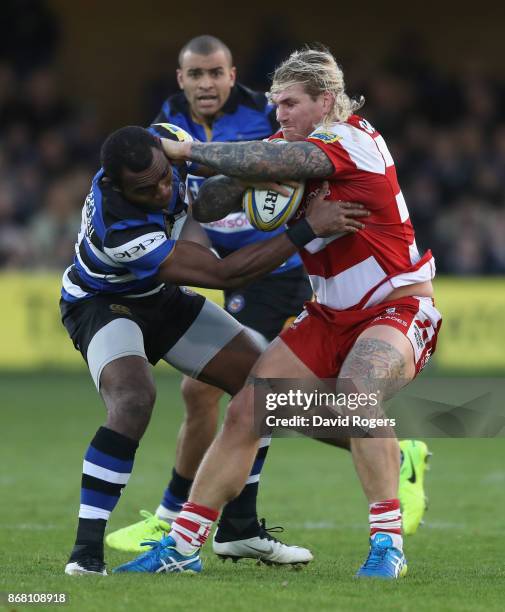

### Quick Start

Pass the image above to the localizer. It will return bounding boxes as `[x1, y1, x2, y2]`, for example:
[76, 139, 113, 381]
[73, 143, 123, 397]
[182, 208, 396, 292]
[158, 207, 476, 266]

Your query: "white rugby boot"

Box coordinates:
[213, 518, 313, 566]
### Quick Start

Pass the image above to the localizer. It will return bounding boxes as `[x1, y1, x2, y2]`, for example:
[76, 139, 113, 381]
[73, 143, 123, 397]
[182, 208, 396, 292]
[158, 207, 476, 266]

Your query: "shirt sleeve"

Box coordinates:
[306, 131, 356, 179]
[103, 222, 176, 280]
[306, 124, 387, 178]
[151, 98, 171, 124]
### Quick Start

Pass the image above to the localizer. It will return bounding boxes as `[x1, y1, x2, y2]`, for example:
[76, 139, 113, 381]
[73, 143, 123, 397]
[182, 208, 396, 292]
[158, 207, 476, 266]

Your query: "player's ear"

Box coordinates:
[229, 66, 237, 86]
[176, 69, 184, 90]
[322, 91, 334, 114]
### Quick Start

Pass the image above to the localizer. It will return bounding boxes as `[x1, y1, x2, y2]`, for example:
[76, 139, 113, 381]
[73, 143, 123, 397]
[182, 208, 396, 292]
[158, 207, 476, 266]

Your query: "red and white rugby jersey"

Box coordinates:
[273, 115, 435, 311]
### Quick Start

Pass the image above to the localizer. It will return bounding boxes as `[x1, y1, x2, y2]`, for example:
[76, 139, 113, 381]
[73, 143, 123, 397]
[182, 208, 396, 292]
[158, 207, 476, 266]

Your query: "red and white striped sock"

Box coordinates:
[369, 498, 403, 551]
[169, 501, 219, 555]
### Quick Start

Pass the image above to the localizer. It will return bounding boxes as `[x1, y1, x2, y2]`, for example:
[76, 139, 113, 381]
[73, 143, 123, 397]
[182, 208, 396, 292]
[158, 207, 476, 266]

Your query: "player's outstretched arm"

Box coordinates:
[161, 139, 334, 182]
[157, 183, 368, 289]
[157, 235, 297, 290]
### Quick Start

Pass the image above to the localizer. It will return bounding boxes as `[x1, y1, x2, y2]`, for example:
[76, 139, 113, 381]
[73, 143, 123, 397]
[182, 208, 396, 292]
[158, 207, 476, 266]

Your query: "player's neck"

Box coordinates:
[191, 109, 216, 127]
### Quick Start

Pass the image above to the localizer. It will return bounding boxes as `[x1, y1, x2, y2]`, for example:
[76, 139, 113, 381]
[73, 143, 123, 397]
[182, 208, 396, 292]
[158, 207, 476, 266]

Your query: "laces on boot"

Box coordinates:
[258, 518, 286, 543]
[362, 545, 388, 570]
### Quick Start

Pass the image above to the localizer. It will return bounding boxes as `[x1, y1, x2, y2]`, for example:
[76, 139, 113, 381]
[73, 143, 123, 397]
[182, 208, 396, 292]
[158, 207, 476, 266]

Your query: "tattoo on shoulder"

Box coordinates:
[190, 141, 334, 181]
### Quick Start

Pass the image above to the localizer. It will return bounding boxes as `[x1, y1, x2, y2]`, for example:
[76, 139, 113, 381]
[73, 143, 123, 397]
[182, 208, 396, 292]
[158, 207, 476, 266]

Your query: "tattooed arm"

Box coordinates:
[162, 139, 334, 181]
[192, 175, 244, 222]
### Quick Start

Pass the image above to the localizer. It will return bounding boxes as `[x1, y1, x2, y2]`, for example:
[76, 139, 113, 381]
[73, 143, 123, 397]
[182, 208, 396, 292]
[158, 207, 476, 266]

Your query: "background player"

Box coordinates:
[106, 36, 314, 562]
[115, 48, 442, 579]
[62, 122, 366, 575]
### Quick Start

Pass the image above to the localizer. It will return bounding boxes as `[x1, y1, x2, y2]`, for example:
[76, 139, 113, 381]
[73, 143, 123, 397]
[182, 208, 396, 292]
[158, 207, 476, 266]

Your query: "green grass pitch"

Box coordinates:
[1, 371, 504, 611]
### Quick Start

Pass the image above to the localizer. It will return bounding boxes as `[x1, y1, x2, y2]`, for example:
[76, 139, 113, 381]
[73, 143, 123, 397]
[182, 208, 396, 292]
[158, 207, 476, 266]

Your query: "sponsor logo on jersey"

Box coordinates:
[109, 304, 132, 316]
[412, 318, 432, 349]
[419, 347, 432, 370]
[227, 294, 245, 313]
[415, 318, 432, 338]
[372, 313, 408, 327]
[112, 233, 166, 260]
[309, 131, 343, 144]
[203, 214, 253, 231]
[412, 323, 426, 350]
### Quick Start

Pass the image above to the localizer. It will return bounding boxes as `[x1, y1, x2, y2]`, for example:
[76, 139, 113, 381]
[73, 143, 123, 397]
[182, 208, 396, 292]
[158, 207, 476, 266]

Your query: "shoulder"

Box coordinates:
[311, 116, 386, 144]
[228, 83, 270, 112]
[307, 117, 389, 174]
[219, 84, 278, 137]
[223, 84, 278, 133]
[154, 91, 188, 122]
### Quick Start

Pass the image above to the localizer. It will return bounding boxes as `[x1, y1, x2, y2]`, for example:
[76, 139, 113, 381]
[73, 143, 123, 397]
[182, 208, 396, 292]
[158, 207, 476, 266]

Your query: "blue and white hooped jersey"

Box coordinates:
[154, 85, 302, 274]
[61, 169, 178, 302]
[61, 124, 191, 303]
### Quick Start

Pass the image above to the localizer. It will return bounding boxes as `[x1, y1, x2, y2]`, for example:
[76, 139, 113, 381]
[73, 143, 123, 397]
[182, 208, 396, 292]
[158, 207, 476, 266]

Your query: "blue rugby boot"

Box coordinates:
[113, 535, 202, 574]
[356, 533, 407, 579]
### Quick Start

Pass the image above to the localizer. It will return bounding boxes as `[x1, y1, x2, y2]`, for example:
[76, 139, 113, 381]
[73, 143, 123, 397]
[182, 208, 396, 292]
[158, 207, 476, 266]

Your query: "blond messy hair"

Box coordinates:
[269, 47, 364, 124]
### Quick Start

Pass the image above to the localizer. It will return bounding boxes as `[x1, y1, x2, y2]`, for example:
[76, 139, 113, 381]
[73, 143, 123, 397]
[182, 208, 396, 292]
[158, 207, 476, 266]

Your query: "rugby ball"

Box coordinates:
[243, 181, 305, 231]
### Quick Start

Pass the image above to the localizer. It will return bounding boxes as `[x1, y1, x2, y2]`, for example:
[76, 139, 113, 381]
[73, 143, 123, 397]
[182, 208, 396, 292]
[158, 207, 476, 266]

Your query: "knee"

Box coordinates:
[181, 376, 221, 419]
[222, 388, 255, 437]
[104, 380, 156, 432]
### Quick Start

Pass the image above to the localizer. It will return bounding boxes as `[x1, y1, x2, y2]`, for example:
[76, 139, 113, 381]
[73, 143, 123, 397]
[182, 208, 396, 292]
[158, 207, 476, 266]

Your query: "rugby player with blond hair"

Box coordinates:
[115, 47, 441, 579]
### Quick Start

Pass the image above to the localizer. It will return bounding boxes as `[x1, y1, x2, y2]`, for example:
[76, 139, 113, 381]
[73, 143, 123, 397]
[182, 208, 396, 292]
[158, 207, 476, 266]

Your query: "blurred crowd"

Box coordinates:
[0, 0, 102, 270]
[0, 6, 503, 274]
[345, 41, 505, 275]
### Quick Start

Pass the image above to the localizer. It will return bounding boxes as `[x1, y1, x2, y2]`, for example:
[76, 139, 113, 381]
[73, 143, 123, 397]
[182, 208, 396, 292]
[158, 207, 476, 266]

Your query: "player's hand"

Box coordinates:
[305, 181, 370, 236]
[160, 138, 191, 162]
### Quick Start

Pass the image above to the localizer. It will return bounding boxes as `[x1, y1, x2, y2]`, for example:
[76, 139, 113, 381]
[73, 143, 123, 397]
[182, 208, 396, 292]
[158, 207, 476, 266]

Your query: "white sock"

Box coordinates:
[155, 505, 179, 522]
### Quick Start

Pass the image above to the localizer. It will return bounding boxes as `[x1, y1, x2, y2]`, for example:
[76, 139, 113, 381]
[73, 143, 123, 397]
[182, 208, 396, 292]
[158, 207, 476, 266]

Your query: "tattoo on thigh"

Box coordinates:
[340, 338, 406, 399]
